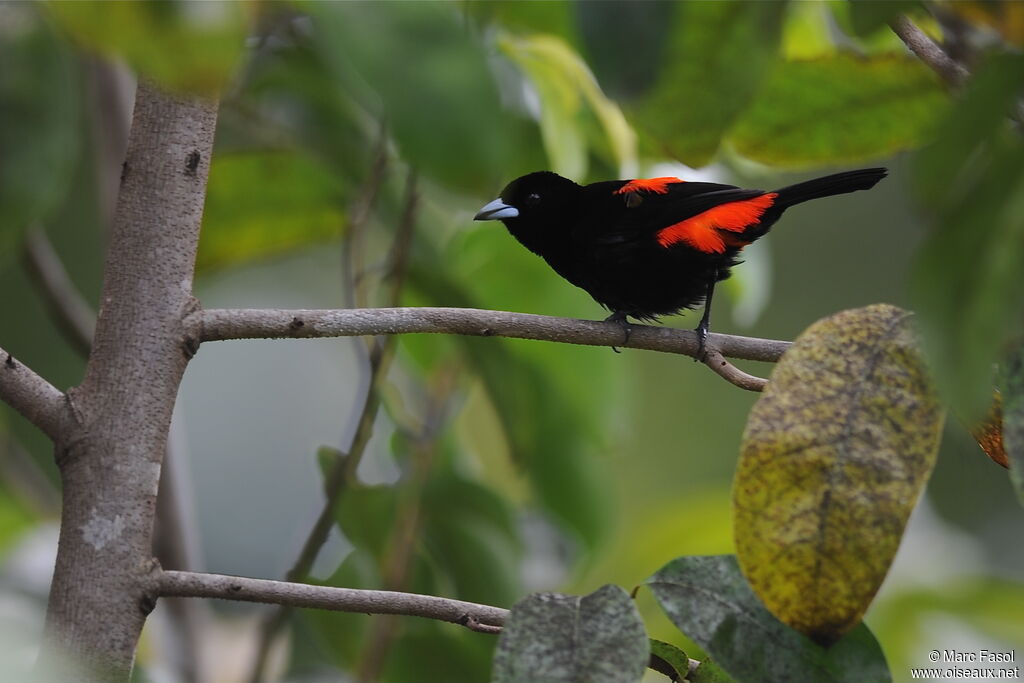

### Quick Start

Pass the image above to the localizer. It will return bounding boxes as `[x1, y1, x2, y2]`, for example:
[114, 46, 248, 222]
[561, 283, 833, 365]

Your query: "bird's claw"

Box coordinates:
[604, 312, 633, 353]
[695, 322, 709, 361]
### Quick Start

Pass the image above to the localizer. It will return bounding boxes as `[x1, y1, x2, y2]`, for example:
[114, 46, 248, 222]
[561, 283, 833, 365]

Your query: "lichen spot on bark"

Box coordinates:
[81, 510, 126, 550]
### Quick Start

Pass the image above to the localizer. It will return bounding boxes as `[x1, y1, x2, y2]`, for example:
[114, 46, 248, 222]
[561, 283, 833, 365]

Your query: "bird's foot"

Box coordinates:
[604, 311, 633, 353]
[695, 320, 710, 361]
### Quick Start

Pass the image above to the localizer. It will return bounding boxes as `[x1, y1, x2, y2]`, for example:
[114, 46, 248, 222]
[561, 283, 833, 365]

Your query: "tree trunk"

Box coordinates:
[43, 82, 217, 682]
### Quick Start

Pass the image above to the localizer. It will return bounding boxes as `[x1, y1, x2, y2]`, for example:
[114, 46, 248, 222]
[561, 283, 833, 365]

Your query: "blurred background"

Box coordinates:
[1, 1, 1022, 681]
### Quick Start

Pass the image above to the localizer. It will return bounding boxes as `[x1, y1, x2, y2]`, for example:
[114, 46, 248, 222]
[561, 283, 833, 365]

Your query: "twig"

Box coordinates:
[192, 307, 790, 390]
[889, 15, 969, 89]
[702, 349, 768, 392]
[22, 225, 96, 358]
[159, 570, 509, 630]
[153, 413, 210, 683]
[0, 347, 67, 440]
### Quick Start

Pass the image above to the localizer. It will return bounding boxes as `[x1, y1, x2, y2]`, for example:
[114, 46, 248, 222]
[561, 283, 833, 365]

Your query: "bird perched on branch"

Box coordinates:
[475, 168, 887, 354]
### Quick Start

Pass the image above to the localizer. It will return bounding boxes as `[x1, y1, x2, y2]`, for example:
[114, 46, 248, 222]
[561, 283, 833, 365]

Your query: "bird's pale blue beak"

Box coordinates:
[474, 198, 519, 221]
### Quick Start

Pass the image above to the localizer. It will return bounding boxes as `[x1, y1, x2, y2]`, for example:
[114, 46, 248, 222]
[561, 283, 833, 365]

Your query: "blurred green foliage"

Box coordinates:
[2, 1, 1024, 682]
[0, 7, 80, 258]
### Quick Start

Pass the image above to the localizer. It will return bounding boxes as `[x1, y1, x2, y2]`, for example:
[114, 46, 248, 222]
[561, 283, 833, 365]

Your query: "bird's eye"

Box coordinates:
[525, 192, 541, 206]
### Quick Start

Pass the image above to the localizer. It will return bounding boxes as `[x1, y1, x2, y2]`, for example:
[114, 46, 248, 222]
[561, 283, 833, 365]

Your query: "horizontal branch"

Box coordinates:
[158, 570, 508, 632]
[0, 347, 66, 440]
[194, 307, 790, 365]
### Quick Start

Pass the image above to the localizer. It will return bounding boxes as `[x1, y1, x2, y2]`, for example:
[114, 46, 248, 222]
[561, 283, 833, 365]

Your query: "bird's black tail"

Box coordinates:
[773, 168, 887, 208]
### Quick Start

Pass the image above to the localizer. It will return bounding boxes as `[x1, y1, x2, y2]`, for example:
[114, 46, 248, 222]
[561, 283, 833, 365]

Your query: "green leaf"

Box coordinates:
[574, 1, 676, 101]
[734, 304, 943, 644]
[689, 658, 736, 683]
[910, 53, 1024, 419]
[1003, 345, 1024, 504]
[48, 1, 247, 94]
[0, 6, 81, 254]
[492, 585, 648, 683]
[634, 1, 786, 167]
[422, 472, 522, 606]
[498, 33, 637, 179]
[303, 549, 380, 669]
[649, 639, 691, 681]
[845, 1, 923, 38]
[466, 1, 577, 43]
[730, 54, 947, 167]
[306, 2, 539, 194]
[197, 151, 346, 273]
[382, 620, 494, 683]
[334, 484, 399, 563]
[646, 555, 891, 683]
[913, 53, 1024, 207]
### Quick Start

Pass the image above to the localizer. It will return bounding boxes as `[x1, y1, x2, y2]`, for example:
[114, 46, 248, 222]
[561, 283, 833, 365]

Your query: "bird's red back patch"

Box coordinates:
[657, 193, 777, 253]
[614, 177, 684, 195]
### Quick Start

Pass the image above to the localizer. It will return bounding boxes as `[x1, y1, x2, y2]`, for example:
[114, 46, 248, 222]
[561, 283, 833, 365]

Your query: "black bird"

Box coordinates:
[475, 168, 887, 353]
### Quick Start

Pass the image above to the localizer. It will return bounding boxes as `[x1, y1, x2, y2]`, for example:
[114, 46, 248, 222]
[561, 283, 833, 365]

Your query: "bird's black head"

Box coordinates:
[474, 171, 582, 255]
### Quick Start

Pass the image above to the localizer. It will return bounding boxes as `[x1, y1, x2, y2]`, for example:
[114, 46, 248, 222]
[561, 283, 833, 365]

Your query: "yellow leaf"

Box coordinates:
[734, 304, 944, 644]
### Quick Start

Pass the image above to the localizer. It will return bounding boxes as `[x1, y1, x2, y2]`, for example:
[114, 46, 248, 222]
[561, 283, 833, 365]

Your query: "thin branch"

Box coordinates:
[889, 15, 969, 89]
[194, 307, 790, 386]
[702, 349, 768, 392]
[22, 225, 96, 358]
[159, 570, 509, 631]
[0, 347, 67, 440]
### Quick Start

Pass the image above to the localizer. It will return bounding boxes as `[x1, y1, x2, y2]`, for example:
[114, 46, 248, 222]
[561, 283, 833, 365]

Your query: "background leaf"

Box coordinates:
[574, 1, 676, 101]
[910, 53, 1024, 419]
[0, 6, 81, 255]
[48, 1, 247, 94]
[845, 1, 924, 38]
[492, 585, 648, 683]
[198, 151, 346, 272]
[498, 33, 637, 179]
[734, 304, 943, 644]
[646, 555, 891, 683]
[729, 54, 946, 167]
[633, 1, 786, 167]
[306, 2, 540, 194]
[1003, 346, 1024, 504]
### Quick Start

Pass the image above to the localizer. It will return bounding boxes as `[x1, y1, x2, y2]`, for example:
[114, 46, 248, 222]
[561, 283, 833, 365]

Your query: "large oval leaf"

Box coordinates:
[729, 54, 947, 167]
[646, 555, 890, 683]
[492, 585, 648, 683]
[734, 304, 943, 644]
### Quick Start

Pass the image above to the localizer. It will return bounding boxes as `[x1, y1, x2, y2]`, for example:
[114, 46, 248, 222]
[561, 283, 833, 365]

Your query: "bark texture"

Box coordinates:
[43, 82, 217, 681]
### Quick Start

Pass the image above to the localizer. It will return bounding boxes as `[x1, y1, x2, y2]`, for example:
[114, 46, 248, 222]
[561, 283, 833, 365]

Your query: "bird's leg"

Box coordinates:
[695, 278, 716, 360]
[604, 310, 633, 353]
